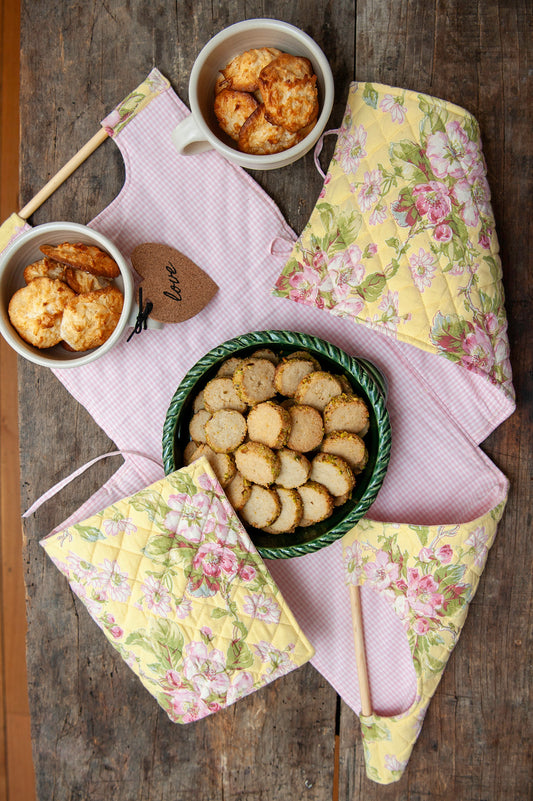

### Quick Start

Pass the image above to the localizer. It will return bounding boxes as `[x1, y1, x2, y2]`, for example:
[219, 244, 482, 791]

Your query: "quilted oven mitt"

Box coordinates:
[41, 456, 314, 723]
[273, 81, 513, 403]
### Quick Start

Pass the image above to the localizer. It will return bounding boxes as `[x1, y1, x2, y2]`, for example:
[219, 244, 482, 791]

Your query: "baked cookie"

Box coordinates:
[214, 89, 259, 140]
[40, 242, 120, 278]
[8, 277, 75, 348]
[60, 285, 124, 351]
[238, 104, 306, 155]
[23, 258, 69, 284]
[222, 47, 282, 92]
[64, 268, 112, 294]
[259, 53, 318, 132]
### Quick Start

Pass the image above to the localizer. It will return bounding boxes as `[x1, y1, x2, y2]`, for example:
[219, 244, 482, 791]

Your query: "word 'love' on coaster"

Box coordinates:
[131, 243, 218, 323]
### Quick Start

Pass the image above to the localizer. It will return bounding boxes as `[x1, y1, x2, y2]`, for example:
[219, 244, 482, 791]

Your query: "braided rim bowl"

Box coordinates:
[162, 330, 391, 559]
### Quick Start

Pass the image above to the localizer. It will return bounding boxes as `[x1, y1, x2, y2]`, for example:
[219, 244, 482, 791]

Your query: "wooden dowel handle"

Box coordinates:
[18, 127, 109, 220]
[350, 584, 372, 717]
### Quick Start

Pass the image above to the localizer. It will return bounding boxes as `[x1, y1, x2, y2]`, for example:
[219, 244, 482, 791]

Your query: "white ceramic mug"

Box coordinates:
[172, 18, 335, 170]
[0, 222, 160, 369]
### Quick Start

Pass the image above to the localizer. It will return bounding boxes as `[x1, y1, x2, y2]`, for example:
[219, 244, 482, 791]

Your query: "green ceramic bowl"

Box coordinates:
[162, 330, 391, 559]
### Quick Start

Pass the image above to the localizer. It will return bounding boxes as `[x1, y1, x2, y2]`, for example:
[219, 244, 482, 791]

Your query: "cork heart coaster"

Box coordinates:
[131, 243, 218, 323]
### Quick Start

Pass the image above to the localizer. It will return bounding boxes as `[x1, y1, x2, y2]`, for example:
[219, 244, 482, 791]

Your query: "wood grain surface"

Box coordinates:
[17, 1, 531, 800]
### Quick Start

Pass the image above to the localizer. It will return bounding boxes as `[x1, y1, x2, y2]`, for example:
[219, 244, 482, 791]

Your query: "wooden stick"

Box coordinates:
[18, 127, 108, 220]
[349, 584, 372, 716]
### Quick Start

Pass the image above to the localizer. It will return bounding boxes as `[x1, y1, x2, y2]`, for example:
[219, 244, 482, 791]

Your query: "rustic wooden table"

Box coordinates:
[19, 1, 531, 799]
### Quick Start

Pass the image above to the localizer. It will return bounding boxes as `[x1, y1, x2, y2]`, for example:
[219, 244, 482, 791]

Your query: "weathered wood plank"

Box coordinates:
[19, 1, 355, 799]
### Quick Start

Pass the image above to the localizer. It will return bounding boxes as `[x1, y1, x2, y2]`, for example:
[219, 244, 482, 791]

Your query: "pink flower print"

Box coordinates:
[226, 671, 255, 706]
[318, 172, 332, 199]
[379, 94, 407, 124]
[418, 547, 435, 563]
[175, 596, 193, 619]
[413, 617, 431, 636]
[337, 124, 367, 174]
[254, 641, 295, 680]
[93, 559, 131, 603]
[384, 754, 408, 773]
[67, 551, 95, 576]
[332, 294, 365, 320]
[182, 641, 230, 700]
[461, 326, 495, 373]
[343, 541, 363, 584]
[196, 471, 221, 494]
[358, 169, 383, 212]
[238, 563, 257, 582]
[452, 174, 492, 227]
[141, 575, 172, 616]
[412, 181, 452, 225]
[405, 569, 444, 618]
[437, 544, 454, 564]
[165, 492, 211, 542]
[109, 625, 124, 639]
[192, 542, 238, 580]
[103, 516, 137, 537]
[363, 550, 400, 590]
[464, 525, 490, 569]
[328, 244, 365, 301]
[369, 204, 387, 226]
[433, 222, 453, 243]
[409, 248, 437, 292]
[288, 263, 322, 306]
[242, 592, 281, 624]
[426, 121, 479, 180]
[169, 686, 211, 722]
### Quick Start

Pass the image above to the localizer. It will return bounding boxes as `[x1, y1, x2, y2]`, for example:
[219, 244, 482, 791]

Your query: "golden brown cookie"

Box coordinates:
[259, 53, 319, 133]
[23, 258, 69, 284]
[64, 268, 112, 294]
[238, 104, 306, 155]
[8, 277, 75, 348]
[222, 47, 282, 92]
[40, 242, 120, 278]
[59, 285, 124, 351]
[214, 89, 259, 140]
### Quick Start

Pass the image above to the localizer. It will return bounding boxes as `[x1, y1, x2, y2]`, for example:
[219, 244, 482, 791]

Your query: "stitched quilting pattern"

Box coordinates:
[41, 457, 315, 723]
[272, 82, 513, 401]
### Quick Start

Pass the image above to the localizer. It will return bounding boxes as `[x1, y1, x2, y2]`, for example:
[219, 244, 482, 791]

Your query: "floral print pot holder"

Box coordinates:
[41, 457, 315, 723]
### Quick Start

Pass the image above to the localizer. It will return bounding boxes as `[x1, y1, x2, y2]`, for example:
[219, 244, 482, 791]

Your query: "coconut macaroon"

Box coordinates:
[189, 444, 236, 487]
[247, 401, 291, 448]
[263, 487, 303, 534]
[8, 277, 76, 348]
[205, 409, 247, 453]
[214, 89, 259, 141]
[323, 393, 370, 436]
[320, 430, 368, 473]
[274, 355, 317, 396]
[225, 472, 252, 511]
[189, 409, 212, 444]
[294, 371, 343, 411]
[285, 403, 324, 452]
[275, 448, 311, 489]
[233, 357, 277, 404]
[240, 484, 281, 529]
[309, 452, 355, 497]
[297, 481, 334, 527]
[203, 376, 248, 413]
[234, 441, 280, 486]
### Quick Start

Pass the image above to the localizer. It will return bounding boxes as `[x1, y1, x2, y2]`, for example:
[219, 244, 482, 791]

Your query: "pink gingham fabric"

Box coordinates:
[24, 71, 513, 720]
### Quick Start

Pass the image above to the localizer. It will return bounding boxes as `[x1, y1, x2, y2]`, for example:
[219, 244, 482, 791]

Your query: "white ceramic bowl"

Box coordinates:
[172, 18, 335, 170]
[0, 222, 135, 368]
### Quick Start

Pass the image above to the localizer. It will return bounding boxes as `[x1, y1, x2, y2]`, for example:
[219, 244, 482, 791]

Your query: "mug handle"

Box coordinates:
[171, 114, 214, 156]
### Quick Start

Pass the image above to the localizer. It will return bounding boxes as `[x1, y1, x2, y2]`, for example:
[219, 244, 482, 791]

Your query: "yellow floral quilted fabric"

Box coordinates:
[342, 499, 506, 783]
[41, 457, 314, 723]
[273, 81, 513, 401]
